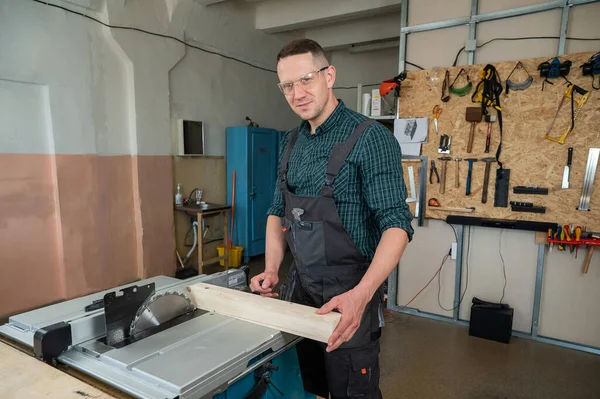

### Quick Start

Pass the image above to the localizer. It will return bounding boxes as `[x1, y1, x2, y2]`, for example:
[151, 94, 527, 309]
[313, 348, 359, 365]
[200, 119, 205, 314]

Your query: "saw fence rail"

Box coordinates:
[398, 51, 600, 231]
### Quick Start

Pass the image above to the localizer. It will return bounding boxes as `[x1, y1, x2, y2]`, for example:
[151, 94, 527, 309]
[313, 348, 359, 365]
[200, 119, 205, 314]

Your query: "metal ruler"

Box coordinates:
[405, 166, 416, 203]
[578, 148, 600, 211]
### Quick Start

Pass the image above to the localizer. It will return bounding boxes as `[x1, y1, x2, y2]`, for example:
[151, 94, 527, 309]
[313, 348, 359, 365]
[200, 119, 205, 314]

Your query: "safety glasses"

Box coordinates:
[277, 66, 329, 95]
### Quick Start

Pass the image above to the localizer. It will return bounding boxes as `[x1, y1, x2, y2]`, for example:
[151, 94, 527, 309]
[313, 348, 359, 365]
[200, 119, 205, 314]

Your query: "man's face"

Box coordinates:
[277, 53, 335, 121]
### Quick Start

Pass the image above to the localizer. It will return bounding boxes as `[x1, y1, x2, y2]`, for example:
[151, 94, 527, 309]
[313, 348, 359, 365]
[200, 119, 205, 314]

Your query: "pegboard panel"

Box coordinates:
[398, 51, 600, 230]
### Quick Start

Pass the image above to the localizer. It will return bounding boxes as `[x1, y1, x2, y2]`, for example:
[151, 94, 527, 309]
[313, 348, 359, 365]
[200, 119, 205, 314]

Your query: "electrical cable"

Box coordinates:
[499, 229, 507, 304]
[400, 252, 451, 309]
[31, 0, 427, 81]
[399, 225, 471, 311]
[438, 226, 471, 312]
[444, 219, 458, 242]
[452, 36, 600, 67]
[406, 61, 426, 70]
[31, 0, 279, 73]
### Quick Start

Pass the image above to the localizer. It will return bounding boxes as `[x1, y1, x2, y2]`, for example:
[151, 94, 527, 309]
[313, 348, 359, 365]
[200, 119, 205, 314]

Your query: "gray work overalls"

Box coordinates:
[279, 120, 384, 399]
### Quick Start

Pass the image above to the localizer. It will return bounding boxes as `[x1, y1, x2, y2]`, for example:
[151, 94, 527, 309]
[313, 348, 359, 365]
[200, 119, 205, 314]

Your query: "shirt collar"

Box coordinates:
[300, 99, 346, 137]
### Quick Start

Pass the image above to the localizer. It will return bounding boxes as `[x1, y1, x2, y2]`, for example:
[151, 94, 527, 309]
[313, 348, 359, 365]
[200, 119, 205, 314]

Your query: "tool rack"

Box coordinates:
[546, 238, 600, 274]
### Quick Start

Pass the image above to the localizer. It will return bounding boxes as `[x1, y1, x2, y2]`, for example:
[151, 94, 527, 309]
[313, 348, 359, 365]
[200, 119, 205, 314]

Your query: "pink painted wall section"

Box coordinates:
[133, 156, 176, 278]
[0, 154, 176, 319]
[0, 154, 65, 318]
[55, 155, 139, 299]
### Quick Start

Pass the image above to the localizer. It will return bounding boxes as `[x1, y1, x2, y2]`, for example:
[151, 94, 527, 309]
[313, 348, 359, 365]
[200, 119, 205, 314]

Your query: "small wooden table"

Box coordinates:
[175, 203, 231, 274]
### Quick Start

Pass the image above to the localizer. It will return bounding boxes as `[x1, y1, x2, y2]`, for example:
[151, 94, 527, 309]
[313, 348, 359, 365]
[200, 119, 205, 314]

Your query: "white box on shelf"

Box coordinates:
[371, 89, 381, 116]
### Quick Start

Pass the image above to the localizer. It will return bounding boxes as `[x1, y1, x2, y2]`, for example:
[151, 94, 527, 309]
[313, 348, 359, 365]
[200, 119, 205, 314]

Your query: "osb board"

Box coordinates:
[399, 51, 600, 231]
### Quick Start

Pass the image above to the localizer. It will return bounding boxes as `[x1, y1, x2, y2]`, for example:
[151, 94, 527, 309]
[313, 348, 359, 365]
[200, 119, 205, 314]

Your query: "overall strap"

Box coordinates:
[321, 120, 376, 197]
[279, 127, 300, 191]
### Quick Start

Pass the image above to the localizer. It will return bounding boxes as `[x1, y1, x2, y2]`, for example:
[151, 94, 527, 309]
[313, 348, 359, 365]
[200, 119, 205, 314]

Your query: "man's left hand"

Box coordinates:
[316, 286, 371, 352]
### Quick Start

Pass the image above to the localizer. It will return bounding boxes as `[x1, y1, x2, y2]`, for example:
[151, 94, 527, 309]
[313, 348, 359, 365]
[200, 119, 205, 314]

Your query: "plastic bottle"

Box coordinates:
[175, 184, 183, 206]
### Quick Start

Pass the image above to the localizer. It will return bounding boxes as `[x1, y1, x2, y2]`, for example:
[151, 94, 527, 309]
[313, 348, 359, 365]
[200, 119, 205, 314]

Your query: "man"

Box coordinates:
[249, 38, 414, 398]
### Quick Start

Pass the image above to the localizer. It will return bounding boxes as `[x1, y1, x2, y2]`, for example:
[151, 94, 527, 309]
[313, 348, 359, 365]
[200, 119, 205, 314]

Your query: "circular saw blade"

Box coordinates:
[130, 292, 195, 335]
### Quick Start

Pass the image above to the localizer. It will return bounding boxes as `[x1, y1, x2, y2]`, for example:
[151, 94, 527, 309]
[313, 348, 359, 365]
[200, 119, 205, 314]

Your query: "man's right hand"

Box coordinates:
[249, 271, 279, 297]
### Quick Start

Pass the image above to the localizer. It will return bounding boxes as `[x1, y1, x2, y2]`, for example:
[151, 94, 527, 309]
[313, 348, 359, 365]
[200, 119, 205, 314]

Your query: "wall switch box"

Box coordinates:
[451, 242, 457, 260]
[465, 39, 477, 52]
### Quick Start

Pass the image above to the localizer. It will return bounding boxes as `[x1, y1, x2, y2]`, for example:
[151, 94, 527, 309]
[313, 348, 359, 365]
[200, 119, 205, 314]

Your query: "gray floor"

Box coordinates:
[221, 254, 600, 399]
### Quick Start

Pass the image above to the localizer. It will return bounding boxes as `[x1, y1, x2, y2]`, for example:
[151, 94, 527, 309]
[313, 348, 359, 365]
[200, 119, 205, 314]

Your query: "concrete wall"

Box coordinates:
[0, 0, 296, 318]
[327, 0, 600, 349]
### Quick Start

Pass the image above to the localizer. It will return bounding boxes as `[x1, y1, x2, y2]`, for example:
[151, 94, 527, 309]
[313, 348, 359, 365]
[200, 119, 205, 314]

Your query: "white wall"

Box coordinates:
[328, 0, 600, 349]
[0, 0, 130, 156]
[3, 0, 297, 159]
[331, 47, 400, 112]
[170, 1, 297, 155]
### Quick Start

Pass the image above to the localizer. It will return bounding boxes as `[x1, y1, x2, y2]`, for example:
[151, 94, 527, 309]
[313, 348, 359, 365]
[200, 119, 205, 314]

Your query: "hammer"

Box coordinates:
[464, 158, 478, 196]
[454, 158, 461, 188]
[466, 107, 483, 153]
[480, 157, 496, 203]
[438, 156, 452, 194]
[484, 114, 496, 153]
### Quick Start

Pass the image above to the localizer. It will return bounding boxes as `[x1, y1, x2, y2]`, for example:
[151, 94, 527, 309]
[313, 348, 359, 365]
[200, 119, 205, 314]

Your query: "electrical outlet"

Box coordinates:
[451, 242, 457, 260]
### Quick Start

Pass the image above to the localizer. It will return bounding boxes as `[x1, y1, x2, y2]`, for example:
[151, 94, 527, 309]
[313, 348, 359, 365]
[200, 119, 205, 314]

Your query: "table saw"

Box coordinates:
[0, 268, 313, 399]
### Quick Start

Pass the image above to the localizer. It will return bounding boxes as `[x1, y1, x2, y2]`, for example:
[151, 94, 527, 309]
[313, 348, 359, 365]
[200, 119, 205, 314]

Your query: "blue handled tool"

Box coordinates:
[464, 158, 478, 196]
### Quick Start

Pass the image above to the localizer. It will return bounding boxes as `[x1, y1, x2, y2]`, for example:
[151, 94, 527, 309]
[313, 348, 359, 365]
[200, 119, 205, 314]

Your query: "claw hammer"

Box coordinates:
[454, 158, 461, 188]
[464, 158, 478, 196]
[480, 157, 496, 203]
[438, 156, 452, 194]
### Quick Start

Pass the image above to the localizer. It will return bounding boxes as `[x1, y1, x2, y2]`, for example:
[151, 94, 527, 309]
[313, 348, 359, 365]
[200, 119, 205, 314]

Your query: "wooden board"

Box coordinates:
[398, 51, 600, 230]
[187, 282, 341, 343]
[0, 343, 115, 399]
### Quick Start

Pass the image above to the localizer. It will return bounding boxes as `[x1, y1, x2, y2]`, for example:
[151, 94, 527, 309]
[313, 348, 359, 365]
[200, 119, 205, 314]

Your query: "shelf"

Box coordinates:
[370, 115, 397, 120]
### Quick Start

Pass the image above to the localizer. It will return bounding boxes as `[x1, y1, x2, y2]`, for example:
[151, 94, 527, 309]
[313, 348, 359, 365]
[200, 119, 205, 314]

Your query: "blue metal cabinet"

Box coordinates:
[226, 126, 282, 264]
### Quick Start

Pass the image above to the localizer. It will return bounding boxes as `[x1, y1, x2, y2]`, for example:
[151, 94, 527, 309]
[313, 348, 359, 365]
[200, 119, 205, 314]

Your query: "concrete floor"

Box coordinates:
[224, 253, 600, 399]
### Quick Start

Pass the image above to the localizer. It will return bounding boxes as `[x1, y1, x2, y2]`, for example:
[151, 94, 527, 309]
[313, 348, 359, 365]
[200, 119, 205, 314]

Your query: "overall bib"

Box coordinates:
[279, 120, 384, 399]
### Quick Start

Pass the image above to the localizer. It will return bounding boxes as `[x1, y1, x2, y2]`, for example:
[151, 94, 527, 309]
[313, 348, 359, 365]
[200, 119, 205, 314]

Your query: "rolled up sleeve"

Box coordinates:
[360, 124, 415, 242]
[266, 131, 289, 218]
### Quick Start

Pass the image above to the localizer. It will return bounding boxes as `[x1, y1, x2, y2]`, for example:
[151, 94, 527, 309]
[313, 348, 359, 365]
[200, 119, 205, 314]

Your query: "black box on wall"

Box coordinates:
[469, 297, 514, 344]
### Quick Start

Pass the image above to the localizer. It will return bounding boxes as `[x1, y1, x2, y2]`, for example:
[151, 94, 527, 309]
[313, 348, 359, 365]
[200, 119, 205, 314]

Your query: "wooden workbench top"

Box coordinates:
[0, 342, 116, 398]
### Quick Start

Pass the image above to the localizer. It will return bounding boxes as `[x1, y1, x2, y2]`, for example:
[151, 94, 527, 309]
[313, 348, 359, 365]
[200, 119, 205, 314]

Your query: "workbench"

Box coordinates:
[175, 202, 231, 273]
[0, 342, 118, 398]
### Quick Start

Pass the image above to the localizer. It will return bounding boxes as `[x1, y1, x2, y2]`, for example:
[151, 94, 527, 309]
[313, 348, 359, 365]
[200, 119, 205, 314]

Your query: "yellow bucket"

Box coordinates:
[217, 244, 243, 267]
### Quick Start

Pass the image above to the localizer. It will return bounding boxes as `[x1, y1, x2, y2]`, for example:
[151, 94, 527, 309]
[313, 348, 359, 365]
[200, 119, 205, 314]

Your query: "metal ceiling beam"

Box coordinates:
[468, 0, 478, 65]
[401, 0, 599, 34]
[398, 0, 408, 73]
[558, 0, 570, 55]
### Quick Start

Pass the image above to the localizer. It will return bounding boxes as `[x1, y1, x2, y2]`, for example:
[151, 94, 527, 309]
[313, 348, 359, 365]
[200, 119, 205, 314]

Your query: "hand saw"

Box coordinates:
[545, 84, 590, 144]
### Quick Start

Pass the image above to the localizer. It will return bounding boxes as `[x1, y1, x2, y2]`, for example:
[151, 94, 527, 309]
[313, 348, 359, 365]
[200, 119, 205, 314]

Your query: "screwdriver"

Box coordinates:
[564, 224, 572, 252]
[558, 226, 564, 251]
[548, 228, 553, 252]
[575, 226, 582, 258]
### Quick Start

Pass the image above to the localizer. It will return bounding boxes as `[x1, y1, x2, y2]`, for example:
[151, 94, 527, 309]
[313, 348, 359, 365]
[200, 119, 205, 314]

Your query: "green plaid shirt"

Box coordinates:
[267, 100, 414, 260]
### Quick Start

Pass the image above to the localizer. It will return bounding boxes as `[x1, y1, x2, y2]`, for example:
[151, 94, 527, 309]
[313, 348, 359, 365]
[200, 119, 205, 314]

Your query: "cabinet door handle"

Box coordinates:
[249, 192, 256, 199]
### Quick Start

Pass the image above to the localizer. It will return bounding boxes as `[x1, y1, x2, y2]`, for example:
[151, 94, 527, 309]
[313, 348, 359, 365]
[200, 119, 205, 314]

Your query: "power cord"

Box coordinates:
[499, 229, 507, 304]
[438, 226, 471, 312]
[453, 36, 600, 67]
[31, 0, 426, 81]
[400, 251, 451, 309]
[400, 225, 471, 310]
[31, 0, 277, 73]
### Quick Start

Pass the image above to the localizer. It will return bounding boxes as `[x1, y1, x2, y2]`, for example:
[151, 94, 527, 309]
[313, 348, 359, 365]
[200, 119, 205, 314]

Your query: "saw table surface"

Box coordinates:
[0, 342, 116, 399]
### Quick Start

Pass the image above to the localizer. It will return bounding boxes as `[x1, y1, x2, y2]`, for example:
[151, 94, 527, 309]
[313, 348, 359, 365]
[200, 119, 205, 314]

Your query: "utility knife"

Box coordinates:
[562, 147, 573, 189]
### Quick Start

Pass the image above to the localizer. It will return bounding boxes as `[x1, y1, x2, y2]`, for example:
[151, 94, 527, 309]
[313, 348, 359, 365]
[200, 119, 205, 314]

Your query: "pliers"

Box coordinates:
[429, 160, 440, 184]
